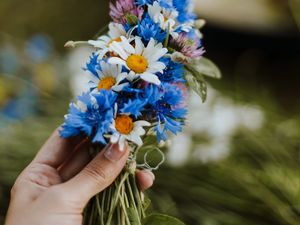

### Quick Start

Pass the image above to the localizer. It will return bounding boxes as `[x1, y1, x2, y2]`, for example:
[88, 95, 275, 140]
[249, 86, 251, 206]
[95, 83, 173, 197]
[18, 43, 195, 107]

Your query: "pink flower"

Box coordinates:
[109, 0, 144, 25]
[171, 33, 205, 59]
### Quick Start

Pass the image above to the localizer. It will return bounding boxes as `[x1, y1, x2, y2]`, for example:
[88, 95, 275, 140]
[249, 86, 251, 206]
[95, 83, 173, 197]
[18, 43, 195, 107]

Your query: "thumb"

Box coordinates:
[60, 143, 129, 205]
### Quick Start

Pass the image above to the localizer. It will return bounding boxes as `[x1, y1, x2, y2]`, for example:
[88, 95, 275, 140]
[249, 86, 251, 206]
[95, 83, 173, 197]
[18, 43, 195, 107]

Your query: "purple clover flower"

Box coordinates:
[109, 0, 144, 25]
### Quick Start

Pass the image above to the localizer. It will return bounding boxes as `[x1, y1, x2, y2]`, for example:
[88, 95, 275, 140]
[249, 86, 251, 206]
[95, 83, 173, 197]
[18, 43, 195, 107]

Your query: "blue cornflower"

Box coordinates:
[136, 0, 172, 8]
[60, 90, 117, 144]
[142, 83, 187, 142]
[84, 53, 100, 77]
[120, 98, 147, 118]
[157, 57, 185, 83]
[138, 15, 167, 43]
[172, 0, 196, 23]
[135, 0, 155, 6]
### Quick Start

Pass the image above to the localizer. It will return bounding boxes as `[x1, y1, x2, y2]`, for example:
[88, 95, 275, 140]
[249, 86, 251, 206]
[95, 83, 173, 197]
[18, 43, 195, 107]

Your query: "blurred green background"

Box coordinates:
[0, 0, 300, 224]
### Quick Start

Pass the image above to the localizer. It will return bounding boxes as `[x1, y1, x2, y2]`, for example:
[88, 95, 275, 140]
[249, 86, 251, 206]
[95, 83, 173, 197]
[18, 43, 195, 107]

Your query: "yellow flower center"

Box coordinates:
[97, 77, 116, 90]
[126, 55, 148, 74]
[115, 115, 134, 135]
[109, 37, 122, 46]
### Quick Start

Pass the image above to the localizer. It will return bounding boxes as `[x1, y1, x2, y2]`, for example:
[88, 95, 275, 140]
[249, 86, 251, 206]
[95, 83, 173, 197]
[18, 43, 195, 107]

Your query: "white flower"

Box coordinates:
[108, 36, 168, 85]
[110, 115, 151, 150]
[148, 1, 179, 38]
[88, 61, 128, 92]
[88, 22, 127, 58]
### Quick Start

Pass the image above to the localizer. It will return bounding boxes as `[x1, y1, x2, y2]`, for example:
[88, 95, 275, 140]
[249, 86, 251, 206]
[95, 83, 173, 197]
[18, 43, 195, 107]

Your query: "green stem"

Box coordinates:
[95, 195, 104, 225]
[105, 172, 130, 225]
[131, 174, 146, 218]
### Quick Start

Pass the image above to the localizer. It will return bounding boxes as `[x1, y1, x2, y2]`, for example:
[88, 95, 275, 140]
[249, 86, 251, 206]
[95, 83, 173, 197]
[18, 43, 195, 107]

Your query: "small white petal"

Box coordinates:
[112, 83, 128, 92]
[108, 57, 127, 67]
[116, 72, 128, 83]
[127, 132, 143, 146]
[111, 133, 120, 144]
[140, 72, 161, 85]
[134, 120, 151, 127]
[121, 36, 135, 54]
[148, 61, 166, 73]
[119, 135, 127, 150]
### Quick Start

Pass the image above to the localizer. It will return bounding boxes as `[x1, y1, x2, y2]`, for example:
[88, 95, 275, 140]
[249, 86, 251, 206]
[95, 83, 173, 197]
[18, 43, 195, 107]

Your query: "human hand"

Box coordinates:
[4, 128, 154, 225]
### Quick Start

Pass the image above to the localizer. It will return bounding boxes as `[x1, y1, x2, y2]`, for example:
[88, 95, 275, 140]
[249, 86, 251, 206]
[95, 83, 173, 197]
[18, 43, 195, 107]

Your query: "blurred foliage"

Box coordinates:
[0, 0, 300, 225]
[150, 114, 300, 225]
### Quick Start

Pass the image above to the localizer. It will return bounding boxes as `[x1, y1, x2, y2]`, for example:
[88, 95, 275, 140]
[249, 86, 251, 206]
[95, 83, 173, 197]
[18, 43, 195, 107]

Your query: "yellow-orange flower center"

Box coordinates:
[109, 37, 122, 46]
[115, 115, 134, 135]
[126, 55, 148, 74]
[97, 77, 116, 90]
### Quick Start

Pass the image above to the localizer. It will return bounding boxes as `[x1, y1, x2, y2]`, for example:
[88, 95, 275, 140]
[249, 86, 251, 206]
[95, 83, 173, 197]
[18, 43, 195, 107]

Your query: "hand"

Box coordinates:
[4, 128, 154, 225]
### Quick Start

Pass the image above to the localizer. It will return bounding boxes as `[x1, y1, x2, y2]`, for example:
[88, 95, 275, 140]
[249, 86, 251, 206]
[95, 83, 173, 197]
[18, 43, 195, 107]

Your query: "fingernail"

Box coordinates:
[104, 143, 126, 162]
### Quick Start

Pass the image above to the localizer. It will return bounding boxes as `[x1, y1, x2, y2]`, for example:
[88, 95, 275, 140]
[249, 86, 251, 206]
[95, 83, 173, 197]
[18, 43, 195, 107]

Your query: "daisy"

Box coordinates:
[108, 36, 168, 85]
[88, 22, 127, 58]
[110, 114, 151, 150]
[148, 1, 179, 38]
[87, 61, 128, 92]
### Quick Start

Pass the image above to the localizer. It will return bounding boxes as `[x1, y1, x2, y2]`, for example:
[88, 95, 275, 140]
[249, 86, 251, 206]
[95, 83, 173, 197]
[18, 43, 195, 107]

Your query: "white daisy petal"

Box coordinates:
[87, 73, 100, 84]
[116, 72, 128, 83]
[108, 57, 127, 67]
[133, 126, 146, 136]
[147, 48, 168, 63]
[127, 133, 143, 146]
[134, 121, 151, 127]
[120, 36, 135, 54]
[148, 61, 166, 73]
[135, 37, 144, 55]
[112, 83, 128, 92]
[140, 72, 161, 85]
[119, 136, 127, 150]
[110, 41, 129, 59]
[111, 133, 120, 144]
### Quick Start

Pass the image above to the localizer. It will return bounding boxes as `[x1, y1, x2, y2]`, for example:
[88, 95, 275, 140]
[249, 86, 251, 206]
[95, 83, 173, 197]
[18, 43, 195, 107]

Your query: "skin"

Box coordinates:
[4, 128, 155, 225]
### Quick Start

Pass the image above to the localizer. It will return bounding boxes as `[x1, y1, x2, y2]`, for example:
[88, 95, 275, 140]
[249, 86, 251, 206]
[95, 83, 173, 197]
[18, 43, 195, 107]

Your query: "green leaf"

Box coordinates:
[125, 14, 139, 25]
[143, 214, 186, 225]
[185, 69, 208, 103]
[191, 57, 222, 79]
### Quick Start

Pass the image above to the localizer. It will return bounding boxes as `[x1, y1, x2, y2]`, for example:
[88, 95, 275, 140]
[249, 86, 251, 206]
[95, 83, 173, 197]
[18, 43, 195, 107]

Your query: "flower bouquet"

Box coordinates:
[61, 0, 221, 224]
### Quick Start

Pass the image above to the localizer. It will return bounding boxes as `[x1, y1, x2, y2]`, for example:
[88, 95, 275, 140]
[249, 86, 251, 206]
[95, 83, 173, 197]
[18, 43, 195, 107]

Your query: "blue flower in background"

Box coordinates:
[137, 15, 167, 43]
[25, 34, 53, 63]
[157, 57, 185, 83]
[60, 90, 117, 144]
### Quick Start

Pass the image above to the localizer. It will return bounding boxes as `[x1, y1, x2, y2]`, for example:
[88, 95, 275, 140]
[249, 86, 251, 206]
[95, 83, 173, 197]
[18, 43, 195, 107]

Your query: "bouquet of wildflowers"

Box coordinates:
[61, 0, 220, 224]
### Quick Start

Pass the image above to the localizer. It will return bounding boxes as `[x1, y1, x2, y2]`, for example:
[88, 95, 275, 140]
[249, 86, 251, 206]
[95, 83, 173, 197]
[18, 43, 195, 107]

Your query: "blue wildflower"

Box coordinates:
[84, 53, 100, 77]
[137, 15, 167, 43]
[157, 57, 185, 83]
[172, 0, 196, 23]
[60, 90, 117, 144]
[120, 98, 147, 118]
[135, 0, 155, 6]
[142, 83, 187, 142]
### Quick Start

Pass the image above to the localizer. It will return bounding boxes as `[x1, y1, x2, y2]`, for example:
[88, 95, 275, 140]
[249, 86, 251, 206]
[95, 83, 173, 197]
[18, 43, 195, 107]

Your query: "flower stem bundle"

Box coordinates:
[60, 0, 220, 224]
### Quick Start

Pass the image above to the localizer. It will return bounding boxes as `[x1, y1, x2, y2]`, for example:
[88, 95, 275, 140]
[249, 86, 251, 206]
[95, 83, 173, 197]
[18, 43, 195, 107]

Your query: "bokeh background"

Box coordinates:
[0, 0, 300, 224]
